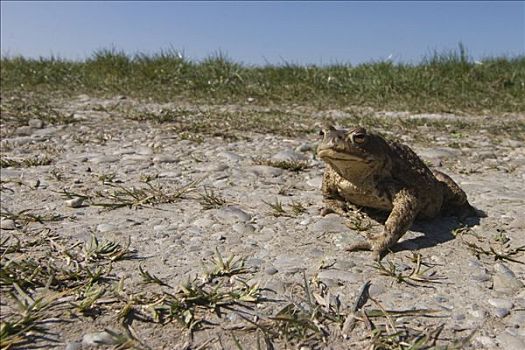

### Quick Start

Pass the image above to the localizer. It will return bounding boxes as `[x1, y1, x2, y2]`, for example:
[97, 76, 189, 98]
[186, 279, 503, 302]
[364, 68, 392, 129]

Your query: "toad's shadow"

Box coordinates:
[360, 208, 483, 253]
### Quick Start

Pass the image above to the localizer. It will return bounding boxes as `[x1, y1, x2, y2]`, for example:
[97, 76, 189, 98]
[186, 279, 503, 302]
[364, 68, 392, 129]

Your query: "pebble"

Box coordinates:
[195, 163, 228, 172]
[0, 218, 16, 230]
[64, 341, 82, 350]
[28, 118, 44, 129]
[295, 143, 313, 152]
[306, 176, 323, 189]
[493, 307, 511, 318]
[153, 224, 168, 232]
[417, 147, 461, 161]
[470, 272, 491, 282]
[158, 170, 182, 178]
[509, 216, 525, 229]
[121, 154, 152, 163]
[82, 331, 116, 346]
[214, 206, 252, 224]
[310, 215, 350, 234]
[4, 136, 32, 145]
[271, 149, 308, 162]
[89, 155, 120, 164]
[65, 197, 85, 208]
[192, 217, 215, 228]
[317, 269, 361, 283]
[232, 223, 255, 235]
[272, 256, 306, 273]
[247, 165, 283, 177]
[153, 155, 179, 163]
[96, 223, 116, 233]
[135, 146, 153, 155]
[265, 266, 278, 275]
[488, 298, 514, 309]
[15, 126, 33, 136]
[217, 151, 242, 162]
[496, 332, 525, 350]
[493, 263, 524, 293]
[475, 336, 497, 348]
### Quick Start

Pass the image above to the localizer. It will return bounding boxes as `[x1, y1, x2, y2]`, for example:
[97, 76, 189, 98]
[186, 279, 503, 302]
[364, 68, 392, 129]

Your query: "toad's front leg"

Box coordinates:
[347, 189, 419, 260]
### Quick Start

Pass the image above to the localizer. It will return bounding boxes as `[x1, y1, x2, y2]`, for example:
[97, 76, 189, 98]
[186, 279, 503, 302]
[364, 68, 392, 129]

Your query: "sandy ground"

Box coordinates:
[1, 95, 524, 349]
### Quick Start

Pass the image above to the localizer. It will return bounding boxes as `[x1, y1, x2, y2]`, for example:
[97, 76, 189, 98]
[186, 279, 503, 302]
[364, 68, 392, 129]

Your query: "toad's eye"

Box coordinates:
[318, 129, 325, 137]
[352, 133, 366, 144]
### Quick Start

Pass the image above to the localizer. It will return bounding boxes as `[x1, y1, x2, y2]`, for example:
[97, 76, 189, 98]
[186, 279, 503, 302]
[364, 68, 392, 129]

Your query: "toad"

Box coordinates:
[317, 126, 475, 260]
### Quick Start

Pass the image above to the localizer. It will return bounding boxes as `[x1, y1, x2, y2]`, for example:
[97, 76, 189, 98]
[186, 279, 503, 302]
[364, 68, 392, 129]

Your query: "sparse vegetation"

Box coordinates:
[253, 157, 310, 171]
[59, 177, 203, 210]
[0, 155, 53, 168]
[370, 253, 446, 288]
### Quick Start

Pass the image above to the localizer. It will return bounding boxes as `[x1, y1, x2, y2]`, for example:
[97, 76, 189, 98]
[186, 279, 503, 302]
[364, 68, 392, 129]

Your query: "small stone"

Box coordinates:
[488, 298, 514, 309]
[158, 170, 182, 178]
[273, 256, 306, 273]
[296, 143, 314, 153]
[470, 272, 491, 282]
[15, 126, 33, 136]
[82, 331, 115, 346]
[0, 218, 16, 230]
[65, 197, 84, 208]
[247, 165, 283, 177]
[493, 263, 524, 293]
[310, 215, 350, 234]
[496, 332, 525, 350]
[212, 233, 226, 241]
[509, 216, 525, 229]
[195, 163, 228, 172]
[317, 269, 361, 283]
[192, 217, 215, 228]
[89, 155, 120, 164]
[232, 223, 255, 235]
[64, 341, 82, 350]
[28, 118, 44, 129]
[153, 155, 178, 163]
[475, 336, 497, 348]
[135, 146, 153, 155]
[494, 308, 511, 318]
[265, 266, 278, 275]
[121, 154, 152, 163]
[297, 218, 311, 226]
[96, 224, 116, 233]
[417, 147, 461, 160]
[452, 312, 466, 321]
[153, 224, 168, 232]
[214, 206, 252, 224]
[469, 309, 487, 319]
[306, 176, 323, 189]
[271, 149, 308, 162]
[217, 151, 242, 162]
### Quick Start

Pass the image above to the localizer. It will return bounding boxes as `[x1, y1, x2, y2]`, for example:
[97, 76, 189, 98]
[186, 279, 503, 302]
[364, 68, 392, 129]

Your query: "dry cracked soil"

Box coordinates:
[1, 95, 524, 349]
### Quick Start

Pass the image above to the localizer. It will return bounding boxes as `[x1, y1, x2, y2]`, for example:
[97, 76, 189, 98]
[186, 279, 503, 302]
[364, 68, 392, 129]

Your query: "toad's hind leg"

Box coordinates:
[433, 170, 475, 218]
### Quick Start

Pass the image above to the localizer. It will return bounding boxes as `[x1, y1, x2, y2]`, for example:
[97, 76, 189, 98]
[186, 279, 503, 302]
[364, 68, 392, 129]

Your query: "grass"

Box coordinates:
[1, 46, 524, 114]
[253, 158, 310, 172]
[370, 253, 446, 288]
[59, 177, 203, 211]
[454, 226, 525, 264]
[0, 155, 53, 168]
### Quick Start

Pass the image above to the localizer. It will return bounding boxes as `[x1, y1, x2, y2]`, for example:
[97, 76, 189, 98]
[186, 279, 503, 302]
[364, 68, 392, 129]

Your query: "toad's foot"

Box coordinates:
[346, 241, 384, 261]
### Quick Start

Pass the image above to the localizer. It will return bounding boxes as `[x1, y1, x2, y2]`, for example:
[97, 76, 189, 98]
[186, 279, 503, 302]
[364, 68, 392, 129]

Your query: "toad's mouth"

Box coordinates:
[317, 149, 367, 162]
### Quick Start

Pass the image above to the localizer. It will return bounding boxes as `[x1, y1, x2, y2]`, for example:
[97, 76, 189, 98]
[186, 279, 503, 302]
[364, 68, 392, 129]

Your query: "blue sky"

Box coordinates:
[1, 1, 524, 65]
